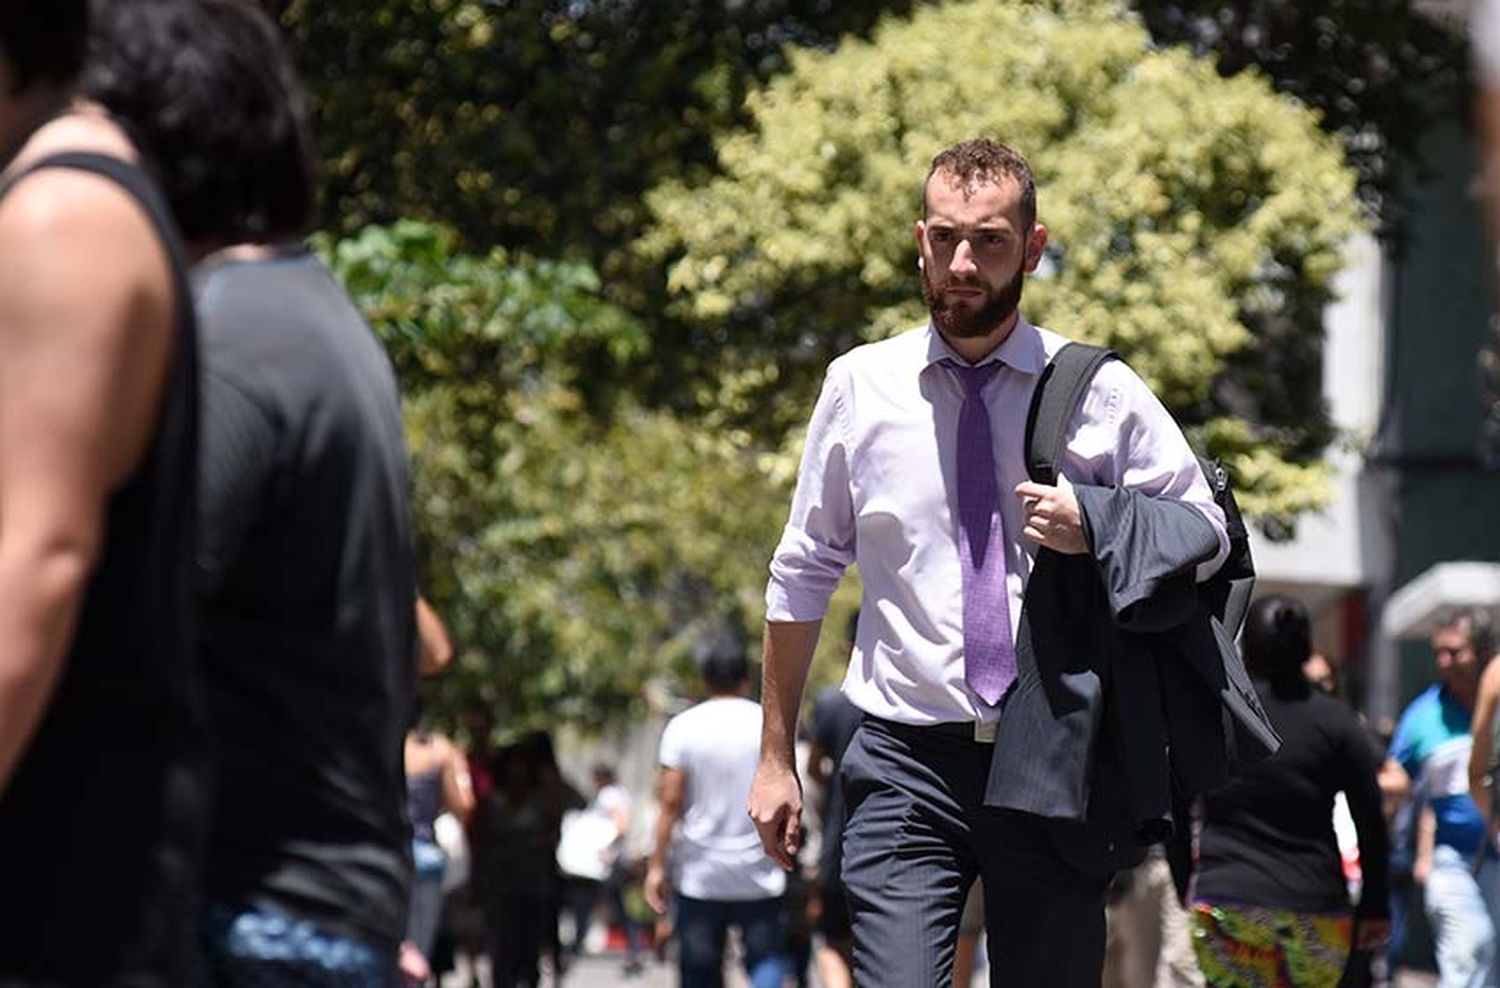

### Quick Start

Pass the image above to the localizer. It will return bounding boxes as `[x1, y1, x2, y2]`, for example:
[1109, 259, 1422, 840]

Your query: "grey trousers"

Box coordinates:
[840, 717, 1110, 988]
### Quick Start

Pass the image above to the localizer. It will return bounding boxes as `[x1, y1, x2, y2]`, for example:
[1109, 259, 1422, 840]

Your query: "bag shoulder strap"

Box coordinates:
[1023, 342, 1118, 485]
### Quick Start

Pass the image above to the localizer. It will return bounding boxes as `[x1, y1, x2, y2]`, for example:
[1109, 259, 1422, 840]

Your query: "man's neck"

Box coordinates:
[706, 687, 747, 700]
[936, 310, 1019, 364]
[1444, 678, 1479, 712]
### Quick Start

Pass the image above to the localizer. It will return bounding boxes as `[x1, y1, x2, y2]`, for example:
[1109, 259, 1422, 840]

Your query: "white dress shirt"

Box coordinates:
[765, 317, 1229, 729]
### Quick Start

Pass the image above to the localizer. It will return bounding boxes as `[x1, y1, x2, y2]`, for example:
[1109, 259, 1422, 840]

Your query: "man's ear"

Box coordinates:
[1024, 223, 1049, 273]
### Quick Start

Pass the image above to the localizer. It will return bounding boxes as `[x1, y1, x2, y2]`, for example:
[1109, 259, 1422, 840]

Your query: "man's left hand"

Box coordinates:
[1015, 474, 1088, 555]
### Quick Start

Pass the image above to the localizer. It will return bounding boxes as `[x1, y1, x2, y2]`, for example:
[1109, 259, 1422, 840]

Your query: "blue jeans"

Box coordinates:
[1425, 845, 1500, 988]
[674, 894, 789, 988]
[407, 837, 448, 958]
[193, 902, 398, 987]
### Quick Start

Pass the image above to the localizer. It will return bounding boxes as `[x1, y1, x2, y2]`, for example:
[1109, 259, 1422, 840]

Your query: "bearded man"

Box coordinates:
[748, 139, 1234, 987]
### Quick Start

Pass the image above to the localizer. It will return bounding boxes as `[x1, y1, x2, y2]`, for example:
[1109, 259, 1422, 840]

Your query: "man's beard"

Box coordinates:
[922, 264, 1025, 339]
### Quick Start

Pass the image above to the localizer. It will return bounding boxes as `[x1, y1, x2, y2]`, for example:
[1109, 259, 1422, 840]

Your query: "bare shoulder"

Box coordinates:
[0, 164, 146, 244]
[1, 105, 152, 261]
[6, 103, 138, 171]
[1481, 654, 1500, 696]
[0, 141, 171, 337]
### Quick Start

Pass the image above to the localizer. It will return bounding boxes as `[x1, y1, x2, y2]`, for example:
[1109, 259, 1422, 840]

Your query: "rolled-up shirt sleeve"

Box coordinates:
[765, 368, 857, 622]
[1066, 360, 1228, 582]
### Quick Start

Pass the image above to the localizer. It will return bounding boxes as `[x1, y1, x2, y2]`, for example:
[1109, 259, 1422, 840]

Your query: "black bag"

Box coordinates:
[1023, 342, 1279, 765]
[1022, 342, 1256, 641]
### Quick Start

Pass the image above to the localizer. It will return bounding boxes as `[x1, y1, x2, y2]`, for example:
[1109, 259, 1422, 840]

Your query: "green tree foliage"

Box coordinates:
[641, 0, 1363, 532]
[324, 222, 800, 729]
[1136, 0, 1468, 241]
[278, 0, 915, 259]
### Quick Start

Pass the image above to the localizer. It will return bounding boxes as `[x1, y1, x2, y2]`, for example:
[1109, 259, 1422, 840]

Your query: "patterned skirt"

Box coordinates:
[1190, 900, 1353, 988]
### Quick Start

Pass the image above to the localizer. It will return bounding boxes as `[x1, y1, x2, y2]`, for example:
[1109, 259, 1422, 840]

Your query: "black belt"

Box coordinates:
[865, 715, 995, 743]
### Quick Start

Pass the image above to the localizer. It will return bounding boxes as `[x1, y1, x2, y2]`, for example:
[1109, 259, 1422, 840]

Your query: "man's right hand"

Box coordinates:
[748, 756, 803, 870]
[644, 861, 670, 915]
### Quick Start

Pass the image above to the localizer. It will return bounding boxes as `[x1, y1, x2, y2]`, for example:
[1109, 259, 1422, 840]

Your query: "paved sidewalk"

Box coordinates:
[440, 950, 751, 988]
[441, 944, 990, 987]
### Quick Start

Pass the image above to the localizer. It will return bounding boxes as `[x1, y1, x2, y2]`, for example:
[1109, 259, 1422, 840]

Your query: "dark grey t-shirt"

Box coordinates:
[194, 249, 416, 948]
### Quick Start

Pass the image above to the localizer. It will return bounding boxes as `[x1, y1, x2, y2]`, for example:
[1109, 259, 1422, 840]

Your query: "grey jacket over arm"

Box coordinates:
[985, 483, 1278, 876]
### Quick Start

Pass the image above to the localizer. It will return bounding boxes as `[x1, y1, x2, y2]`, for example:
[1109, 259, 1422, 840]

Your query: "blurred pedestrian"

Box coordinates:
[1389, 608, 1497, 987]
[1303, 653, 1338, 696]
[952, 882, 987, 988]
[86, 1, 418, 980]
[481, 742, 556, 988]
[406, 722, 476, 963]
[1102, 847, 1202, 988]
[568, 763, 647, 976]
[516, 729, 580, 980]
[750, 137, 1257, 988]
[803, 611, 862, 988]
[0, 4, 203, 983]
[646, 631, 791, 988]
[1191, 596, 1390, 987]
[404, 599, 471, 977]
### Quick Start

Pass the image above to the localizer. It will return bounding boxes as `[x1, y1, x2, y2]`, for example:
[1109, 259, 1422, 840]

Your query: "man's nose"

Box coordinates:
[949, 239, 977, 275]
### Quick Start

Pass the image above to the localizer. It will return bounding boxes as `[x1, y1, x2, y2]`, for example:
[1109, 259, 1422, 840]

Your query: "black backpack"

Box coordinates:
[1022, 342, 1257, 642]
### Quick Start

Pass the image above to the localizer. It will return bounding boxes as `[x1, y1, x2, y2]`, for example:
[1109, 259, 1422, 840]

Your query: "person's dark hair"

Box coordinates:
[924, 139, 1037, 229]
[1242, 594, 1312, 688]
[493, 743, 537, 798]
[695, 629, 749, 693]
[517, 729, 560, 773]
[0, 3, 88, 96]
[83, 0, 318, 244]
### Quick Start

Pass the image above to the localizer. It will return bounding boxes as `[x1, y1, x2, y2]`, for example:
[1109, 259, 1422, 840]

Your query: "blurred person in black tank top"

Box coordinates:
[86, 2, 418, 982]
[405, 723, 476, 965]
[0, 4, 204, 985]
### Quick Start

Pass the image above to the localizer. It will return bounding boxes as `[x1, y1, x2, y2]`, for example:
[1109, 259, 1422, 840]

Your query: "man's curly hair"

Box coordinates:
[924, 139, 1036, 230]
[84, 0, 318, 244]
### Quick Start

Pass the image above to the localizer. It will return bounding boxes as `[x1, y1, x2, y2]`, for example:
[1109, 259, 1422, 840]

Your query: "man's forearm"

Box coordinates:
[760, 619, 821, 766]
[650, 804, 681, 869]
[0, 542, 94, 793]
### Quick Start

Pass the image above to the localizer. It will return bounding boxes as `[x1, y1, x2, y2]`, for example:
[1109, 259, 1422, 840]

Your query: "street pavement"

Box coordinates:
[440, 944, 990, 987]
[439, 950, 744, 988]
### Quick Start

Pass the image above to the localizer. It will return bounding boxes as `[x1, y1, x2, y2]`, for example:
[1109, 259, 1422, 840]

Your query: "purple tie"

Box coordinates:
[944, 359, 1017, 706]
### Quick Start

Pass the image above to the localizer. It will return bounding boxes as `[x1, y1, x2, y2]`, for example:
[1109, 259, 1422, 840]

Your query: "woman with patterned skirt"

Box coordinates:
[1190, 595, 1391, 987]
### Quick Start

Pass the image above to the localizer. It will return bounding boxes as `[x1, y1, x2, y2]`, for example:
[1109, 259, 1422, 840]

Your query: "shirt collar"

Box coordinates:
[921, 314, 1047, 376]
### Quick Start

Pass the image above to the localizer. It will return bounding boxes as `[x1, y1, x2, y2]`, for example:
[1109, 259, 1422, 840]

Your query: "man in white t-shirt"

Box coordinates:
[645, 633, 790, 988]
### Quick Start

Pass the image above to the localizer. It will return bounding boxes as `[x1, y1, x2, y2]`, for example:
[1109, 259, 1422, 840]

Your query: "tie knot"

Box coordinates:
[942, 358, 1000, 396]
